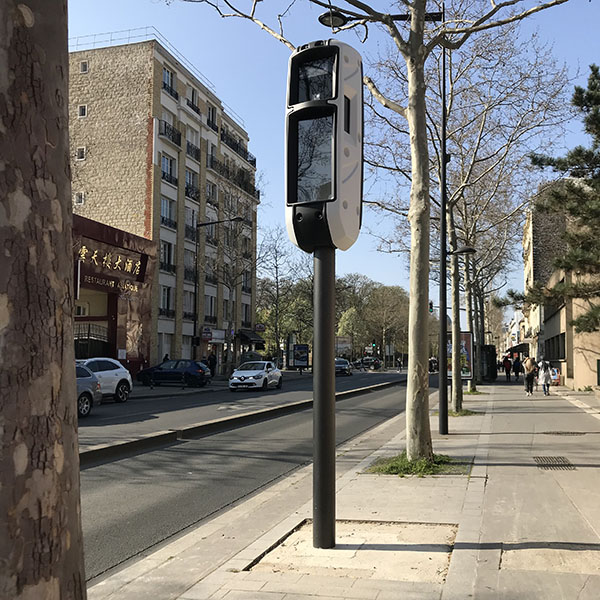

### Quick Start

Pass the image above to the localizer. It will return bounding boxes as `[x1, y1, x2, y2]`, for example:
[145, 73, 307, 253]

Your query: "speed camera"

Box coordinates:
[285, 40, 363, 253]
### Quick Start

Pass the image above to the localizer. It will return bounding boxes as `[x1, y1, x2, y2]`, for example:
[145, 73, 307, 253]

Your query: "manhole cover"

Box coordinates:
[533, 456, 576, 470]
[542, 431, 586, 436]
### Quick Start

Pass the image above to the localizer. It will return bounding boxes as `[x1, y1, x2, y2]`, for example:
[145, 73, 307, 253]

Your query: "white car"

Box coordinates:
[76, 357, 133, 402]
[229, 361, 282, 391]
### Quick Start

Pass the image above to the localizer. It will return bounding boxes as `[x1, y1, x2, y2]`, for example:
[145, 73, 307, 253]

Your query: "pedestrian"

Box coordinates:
[523, 356, 536, 396]
[503, 356, 512, 382]
[162, 353, 169, 362]
[207, 351, 217, 377]
[538, 357, 552, 396]
[513, 356, 522, 382]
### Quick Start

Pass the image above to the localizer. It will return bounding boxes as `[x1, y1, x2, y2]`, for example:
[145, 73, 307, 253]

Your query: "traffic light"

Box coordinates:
[285, 40, 363, 253]
[429, 301, 434, 313]
[372, 340, 376, 349]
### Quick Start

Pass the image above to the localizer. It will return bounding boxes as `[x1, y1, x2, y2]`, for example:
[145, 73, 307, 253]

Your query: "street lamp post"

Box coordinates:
[193, 216, 243, 361]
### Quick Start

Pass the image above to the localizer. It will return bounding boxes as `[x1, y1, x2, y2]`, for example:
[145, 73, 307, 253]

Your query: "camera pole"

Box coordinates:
[313, 246, 336, 548]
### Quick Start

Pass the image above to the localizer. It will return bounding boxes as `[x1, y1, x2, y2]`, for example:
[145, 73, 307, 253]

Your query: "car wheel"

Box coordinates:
[78, 393, 92, 418]
[262, 378, 268, 390]
[115, 381, 130, 403]
[276, 376, 283, 389]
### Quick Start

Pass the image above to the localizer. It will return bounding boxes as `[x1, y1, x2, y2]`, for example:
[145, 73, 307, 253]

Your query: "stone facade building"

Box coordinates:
[69, 33, 260, 370]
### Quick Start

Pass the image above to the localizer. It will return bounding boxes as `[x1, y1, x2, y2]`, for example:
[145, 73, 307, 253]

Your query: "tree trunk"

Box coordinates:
[472, 280, 482, 384]
[464, 256, 476, 392]
[405, 53, 433, 461]
[449, 209, 463, 411]
[0, 2, 87, 597]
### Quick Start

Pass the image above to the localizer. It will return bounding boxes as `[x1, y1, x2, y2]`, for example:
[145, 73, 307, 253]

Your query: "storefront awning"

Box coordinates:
[505, 342, 529, 355]
[238, 329, 265, 344]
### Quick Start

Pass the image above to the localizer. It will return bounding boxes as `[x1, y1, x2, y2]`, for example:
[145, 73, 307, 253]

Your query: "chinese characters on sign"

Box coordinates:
[78, 244, 141, 276]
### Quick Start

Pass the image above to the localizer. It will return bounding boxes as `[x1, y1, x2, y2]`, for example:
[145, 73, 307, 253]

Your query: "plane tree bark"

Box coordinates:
[0, 1, 87, 598]
[178, 0, 571, 460]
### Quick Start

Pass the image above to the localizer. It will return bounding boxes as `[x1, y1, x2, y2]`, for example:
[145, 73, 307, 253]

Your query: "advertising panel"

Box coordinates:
[293, 344, 309, 368]
[447, 332, 473, 380]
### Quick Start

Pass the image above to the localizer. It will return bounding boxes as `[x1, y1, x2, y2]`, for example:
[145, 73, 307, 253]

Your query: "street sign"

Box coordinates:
[201, 327, 212, 341]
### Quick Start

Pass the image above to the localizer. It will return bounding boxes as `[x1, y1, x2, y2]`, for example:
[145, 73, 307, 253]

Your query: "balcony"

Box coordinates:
[206, 194, 218, 208]
[160, 215, 177, 229]
[207, 118, 218, 133]
[184, 267, 197, 283]
[186, 98, 201, 116]
[186, 141, 201, 161]
[159, 120, 182, 146]
[204, 315, 217, 324]
[161, 171, 178, 186]
[162, 81, 179, 100]
[220, 129, 257, 167]
[185, 184, 200, 201]
[206, 235, 218, 247]
[206, 156, 259, 199]
[183, 311, 197, 321]
[242, 285, 252, 294]
[159, 307, 175, 318]
[159, 261, 176, 274]
[205, 274, 218, 285]
[184, 224, 197, 242]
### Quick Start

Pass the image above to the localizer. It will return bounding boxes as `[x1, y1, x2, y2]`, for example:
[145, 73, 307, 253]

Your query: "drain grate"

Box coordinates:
[542, 431, 586, 436]
[533, 456, 576, 470]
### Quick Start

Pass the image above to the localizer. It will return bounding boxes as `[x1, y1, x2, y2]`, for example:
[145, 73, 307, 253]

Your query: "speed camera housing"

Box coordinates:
[285, 40, 363, 253]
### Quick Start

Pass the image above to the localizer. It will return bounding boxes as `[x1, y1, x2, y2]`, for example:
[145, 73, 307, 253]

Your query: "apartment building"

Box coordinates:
[69, 32, 260, 369]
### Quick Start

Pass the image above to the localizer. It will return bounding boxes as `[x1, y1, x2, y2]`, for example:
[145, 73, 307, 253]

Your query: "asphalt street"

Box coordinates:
[80, 380, 408, 583]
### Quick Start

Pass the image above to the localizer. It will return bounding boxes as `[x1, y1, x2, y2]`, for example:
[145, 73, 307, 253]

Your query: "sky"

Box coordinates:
[68, 0, 600, 296]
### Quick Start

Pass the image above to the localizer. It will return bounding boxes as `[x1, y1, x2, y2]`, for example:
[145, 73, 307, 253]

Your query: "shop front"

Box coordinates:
[72, 215, 156, 375]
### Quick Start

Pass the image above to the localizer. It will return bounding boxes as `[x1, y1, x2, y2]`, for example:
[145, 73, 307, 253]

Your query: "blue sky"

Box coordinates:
[68, 0, 599, 294]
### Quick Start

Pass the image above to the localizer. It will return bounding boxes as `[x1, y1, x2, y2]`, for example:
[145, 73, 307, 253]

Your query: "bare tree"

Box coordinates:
[0, 2, 87, 597]
[176, 0, 571, 460]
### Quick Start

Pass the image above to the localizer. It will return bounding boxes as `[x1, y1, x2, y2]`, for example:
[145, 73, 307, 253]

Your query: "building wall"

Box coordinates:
[70, 43, 154, 238]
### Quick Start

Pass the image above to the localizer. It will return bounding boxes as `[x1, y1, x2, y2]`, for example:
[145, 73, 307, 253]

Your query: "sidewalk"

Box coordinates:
[88, 383, 600, 599]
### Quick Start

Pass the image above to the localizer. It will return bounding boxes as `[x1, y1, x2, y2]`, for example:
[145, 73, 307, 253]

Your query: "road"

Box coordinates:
[80, 376, 408, 583]
[78, 370, 405, 449]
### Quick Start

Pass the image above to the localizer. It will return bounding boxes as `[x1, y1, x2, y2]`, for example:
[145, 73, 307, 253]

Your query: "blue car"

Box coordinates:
[137, 359, 212, 387]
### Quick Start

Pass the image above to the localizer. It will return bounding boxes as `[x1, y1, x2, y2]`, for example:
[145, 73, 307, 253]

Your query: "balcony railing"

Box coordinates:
[159, 307, 175, 318]
[204, 315, 218, 324]
[206, 156, 259, 199]
[186, 98, 201, 116]
[207, 118, 218, 133]
[184, 224, 197, 242]
[206, 235, 218, 247]
[161, 171, 178, 186]
[242, 285, 252, 294]
[205, 274, 218, 285]
[183, 311, 197, 321]
[159, 261, 176, 274]
[162, 81, 179, 100]
[185, 184, 200, 201]
[160, 215, 177, 229]
[220, 129, 257, 167]
[206, 194, 218, 208]
[186, 141, 201, 161]
[159, 120, 182, 146]
[184, 267, 197, 282]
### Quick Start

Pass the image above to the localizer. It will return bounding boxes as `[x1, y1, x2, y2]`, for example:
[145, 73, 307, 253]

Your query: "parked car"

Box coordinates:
[76, 365, 102, 418]
[229, 361, 282, 391]
[136, 359, 211, 387]
[353, 356, 381, 370]
[335, 358, 353, 376]
[76, 357, 133, 402]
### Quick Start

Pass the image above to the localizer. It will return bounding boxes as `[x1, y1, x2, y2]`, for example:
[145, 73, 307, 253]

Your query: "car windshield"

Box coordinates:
[335, 359, 347, 364]
[237, 362, 266, 371]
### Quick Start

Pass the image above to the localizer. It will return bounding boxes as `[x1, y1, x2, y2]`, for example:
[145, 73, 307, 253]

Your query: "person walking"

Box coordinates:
[503, 356, 512, 382]
[512, 356, 522, 382]
[207, 352, 217, 377]
[523, 356, 536, 396]
[538, 358, 552, 396]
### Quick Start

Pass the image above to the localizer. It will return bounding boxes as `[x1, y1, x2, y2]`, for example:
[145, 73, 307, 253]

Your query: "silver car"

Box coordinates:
[229, 361, 282, 391]
[76, 365, 102, 418]
[76, 357, 133, 402]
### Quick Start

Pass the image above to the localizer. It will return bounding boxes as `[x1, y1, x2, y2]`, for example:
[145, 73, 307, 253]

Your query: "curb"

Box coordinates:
[79, 379, 405, 467]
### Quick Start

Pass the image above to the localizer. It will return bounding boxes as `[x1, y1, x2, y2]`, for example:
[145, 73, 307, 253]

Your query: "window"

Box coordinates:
[207, 104, 217, 124]
[74, 192, 85, 205]
[185, 206, 197, 228]
[75, 302, 89, 316]
[205, 294, 216, 318]
[187, 126, 200, 148]
[223, 298, 230, 321]
[206, 181, 217, 204]
[160, 286, 172, 309]
[162, 110, 174, 126]
[161, 197, 176, 221]
[80, 61, 89, 74]
[183, 290, 196, 314]
[185, 169, 198, 189]
[161, 154, 175, 176]
[163, 66, 175, 88]
[78, 105, 87, 118]
[160, 240, 174, 266]
[184, 249, 196, 269]
[76, 147, 86, 161]
[243, 302, 251, 323]
[242, 270, 251, 288]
